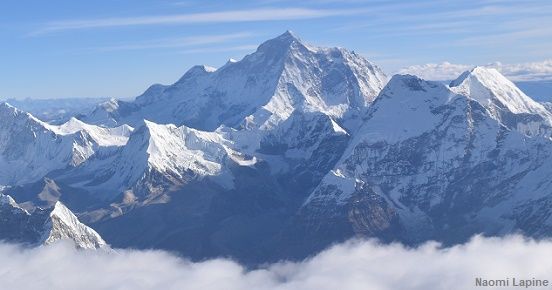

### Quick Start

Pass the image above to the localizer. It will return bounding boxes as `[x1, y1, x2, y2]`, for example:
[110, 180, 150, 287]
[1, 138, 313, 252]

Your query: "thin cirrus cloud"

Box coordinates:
[31, 8, 363, 35]
[1, 236, 552, 290]
[94, 32, 254, 52]
[178, 45, 259, 55]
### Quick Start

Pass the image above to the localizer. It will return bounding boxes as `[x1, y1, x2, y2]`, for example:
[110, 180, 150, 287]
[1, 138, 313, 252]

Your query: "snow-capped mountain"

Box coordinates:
[450, 67, 552, 137]
[1, 97, 108, 124]
[0, 193, 106, 249]
[293, 73, 552, 254]
[82, 31, 387, 131]
[58, 120, 239, 203]
[0, 103, 132, 186]
[5, 32, 552, 264]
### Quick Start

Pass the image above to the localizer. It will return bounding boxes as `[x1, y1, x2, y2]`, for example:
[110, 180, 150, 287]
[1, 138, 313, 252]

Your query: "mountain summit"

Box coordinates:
[82, 31, 387, 131]
[0, 193, 106, 249]
[450, 66, 552, 136]
[450, 66, 550, 116]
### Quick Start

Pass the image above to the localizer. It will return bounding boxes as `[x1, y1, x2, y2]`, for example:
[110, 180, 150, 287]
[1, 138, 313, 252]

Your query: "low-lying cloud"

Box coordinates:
[2, 236, 552, 289]
[399, 59, 552, 81]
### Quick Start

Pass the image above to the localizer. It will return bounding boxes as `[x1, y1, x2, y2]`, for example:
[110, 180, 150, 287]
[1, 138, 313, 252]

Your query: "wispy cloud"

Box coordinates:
[178, 45, 258, 55]
[32, 8, 362, 35]
[452, 27, 552, 47]
[399, 59, 552, 81]
[329, 1, 552, 38]
[95, 33, 253, 52]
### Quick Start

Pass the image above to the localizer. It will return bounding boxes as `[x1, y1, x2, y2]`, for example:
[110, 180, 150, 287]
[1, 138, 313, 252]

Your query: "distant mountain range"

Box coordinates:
[0, 97, 110, 124]
[1, 31, 552, 264]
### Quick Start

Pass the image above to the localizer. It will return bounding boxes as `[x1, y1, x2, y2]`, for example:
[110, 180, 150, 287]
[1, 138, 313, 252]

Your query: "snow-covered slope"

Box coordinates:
[41, 201, 107, 249]
[450, 67, 547, 114]
[296, 74, 552, 250]
[450, 67, 552, 136]
[0, 97, 108, 124]
[83, 31, 387, 131]
[0, 103, 131, 186]
[49, 117, 132, 146]
[0, 193, 106, 249]
[59, 120, 243, 201]
[81, 98, 139, 127]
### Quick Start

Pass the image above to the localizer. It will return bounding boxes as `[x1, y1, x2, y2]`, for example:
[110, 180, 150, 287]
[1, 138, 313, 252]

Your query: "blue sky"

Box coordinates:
[1, 0, 551, 99]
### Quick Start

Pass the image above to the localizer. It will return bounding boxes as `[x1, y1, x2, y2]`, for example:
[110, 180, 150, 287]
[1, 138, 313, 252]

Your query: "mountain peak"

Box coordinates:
[0, 101, 52, 132]
[256, 30, 304, 54]
[0, 101, 15, 110]
[450, 66, 550, 116]
[0, 101, 23, 116]
[42, 201, 108, 249]
[450, 66, 502, 87]
[81, 31, 387, 130]
[278, 30, 300, 41]
[385, 74, 443, 93]
[0, 193, 24, 210]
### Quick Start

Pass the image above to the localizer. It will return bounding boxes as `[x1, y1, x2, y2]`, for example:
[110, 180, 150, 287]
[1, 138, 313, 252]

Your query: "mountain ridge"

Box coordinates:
[3, 32, 552, 264]
[81, 31, 387, 132]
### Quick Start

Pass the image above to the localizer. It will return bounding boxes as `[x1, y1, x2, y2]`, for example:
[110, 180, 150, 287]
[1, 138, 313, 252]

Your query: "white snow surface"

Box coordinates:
[84, 31, 387, 131]
[49, 117, 132, 146]
[75, 120, 246, 198]
[140, 120, 229, 177]
[354, 74, 459, 143]
[0, 193, 19, 208]
[450, 66, 552, 118]
[0, 103, 132, 186]
[41, 201, 107, 249]
[304, 71, 552, 240]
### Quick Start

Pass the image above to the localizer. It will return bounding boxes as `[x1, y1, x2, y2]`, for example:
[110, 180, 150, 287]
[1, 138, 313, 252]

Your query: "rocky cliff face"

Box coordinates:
[0, 194, 106, 249]
[294, 73, 552, 255]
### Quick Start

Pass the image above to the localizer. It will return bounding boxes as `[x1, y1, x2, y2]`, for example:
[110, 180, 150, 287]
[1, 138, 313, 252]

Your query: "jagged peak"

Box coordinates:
[0, 101, 53, 129]
[181, 64, 216, 77]
[384, 74, 444, 93]
[48, 201, 73, 219]
[173, 65, 217, 85]
[220, 58, 239, 70]
[0, 193, 19, 208]
[449, 66, 549, 116]
[127, 120, 176, 148]
[42, 201, 107, 249]
[82, 31, 387, 130]
[0, 193, 30, 215]
[66, 116, 86, 126]
[97, 98, 120, 112]
[450, 66, 504, 87]
[0, 101, 16, 110]
[372, 74, 456, 114]
[141, 119, 176, 131]
[0, 101, 27, 117]
[277, 30, 300, 41]
[256, 30, 305, 54]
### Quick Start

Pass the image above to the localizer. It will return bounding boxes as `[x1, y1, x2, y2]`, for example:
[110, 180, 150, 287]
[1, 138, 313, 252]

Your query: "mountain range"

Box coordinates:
[2, 31, 552, 264]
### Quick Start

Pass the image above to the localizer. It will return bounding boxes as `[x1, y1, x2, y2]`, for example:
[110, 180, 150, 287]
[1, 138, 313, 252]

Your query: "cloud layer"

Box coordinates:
[2, 236, 552, 290]
[399, 59, 552, 81]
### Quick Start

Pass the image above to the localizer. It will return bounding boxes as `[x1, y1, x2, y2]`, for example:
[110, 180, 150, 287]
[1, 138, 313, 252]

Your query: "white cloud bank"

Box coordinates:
[399, 59, 552, 81]
[2, 236, 552, 290]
